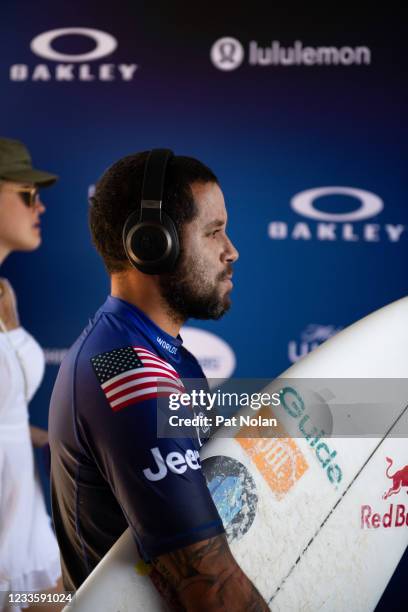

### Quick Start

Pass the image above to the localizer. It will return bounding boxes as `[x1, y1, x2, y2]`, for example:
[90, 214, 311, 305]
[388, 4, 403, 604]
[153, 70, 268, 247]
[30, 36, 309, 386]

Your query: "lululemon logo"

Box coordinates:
[210, 37, 244, 71]
[291, 186, 384, 222]
[30, 28, 118, 62]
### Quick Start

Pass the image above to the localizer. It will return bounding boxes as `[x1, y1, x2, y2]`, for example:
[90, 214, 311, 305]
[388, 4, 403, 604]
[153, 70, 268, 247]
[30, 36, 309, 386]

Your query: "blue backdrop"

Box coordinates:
[1, 3, 406, 609]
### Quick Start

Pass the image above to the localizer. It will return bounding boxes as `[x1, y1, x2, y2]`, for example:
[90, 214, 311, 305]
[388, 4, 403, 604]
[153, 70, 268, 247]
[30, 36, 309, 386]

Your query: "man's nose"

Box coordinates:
[223, 235, 239, 263]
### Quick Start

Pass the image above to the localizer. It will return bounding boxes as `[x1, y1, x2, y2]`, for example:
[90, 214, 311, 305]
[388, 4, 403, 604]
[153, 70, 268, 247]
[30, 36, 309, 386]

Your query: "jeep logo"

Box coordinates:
[143, 446, 201, 482]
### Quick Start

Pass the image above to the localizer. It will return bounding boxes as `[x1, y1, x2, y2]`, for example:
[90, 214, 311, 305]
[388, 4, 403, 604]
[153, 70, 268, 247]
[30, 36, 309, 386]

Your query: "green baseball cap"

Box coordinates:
[0, 137, 58, 186]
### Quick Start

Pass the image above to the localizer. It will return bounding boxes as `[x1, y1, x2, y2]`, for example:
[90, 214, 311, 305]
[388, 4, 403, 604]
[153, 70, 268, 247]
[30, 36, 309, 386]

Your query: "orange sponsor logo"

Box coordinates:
[236, 407, 308, 500]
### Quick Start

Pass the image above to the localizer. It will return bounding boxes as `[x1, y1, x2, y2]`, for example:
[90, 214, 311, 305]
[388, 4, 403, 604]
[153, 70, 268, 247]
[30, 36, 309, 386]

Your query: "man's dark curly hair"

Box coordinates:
[89, 151, 218, 274]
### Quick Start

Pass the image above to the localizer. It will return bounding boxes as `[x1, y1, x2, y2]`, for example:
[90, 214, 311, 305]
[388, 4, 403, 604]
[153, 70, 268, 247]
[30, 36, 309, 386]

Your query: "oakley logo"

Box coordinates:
[291, 186, 384, 222]
[210, 37, 244, 71]
[268, 185, 404, 243]
[30, 28, 117, 63]
[143, 446, 201, 482]
[11, 29, 138, 82]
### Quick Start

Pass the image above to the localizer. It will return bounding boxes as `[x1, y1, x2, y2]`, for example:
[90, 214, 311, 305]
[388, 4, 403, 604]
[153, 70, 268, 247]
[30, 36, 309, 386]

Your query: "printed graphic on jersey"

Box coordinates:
[91, 345, 184, 411]
[142, 446, 201, 482]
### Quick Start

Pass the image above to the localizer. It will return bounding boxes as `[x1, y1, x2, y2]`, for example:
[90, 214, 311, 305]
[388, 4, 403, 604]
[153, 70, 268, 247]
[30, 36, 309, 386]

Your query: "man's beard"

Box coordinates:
[159, 253, 232, 322]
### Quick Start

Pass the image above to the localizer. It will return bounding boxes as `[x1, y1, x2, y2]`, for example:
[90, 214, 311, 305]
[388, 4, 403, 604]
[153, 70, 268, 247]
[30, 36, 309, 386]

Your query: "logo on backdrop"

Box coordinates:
[180, 326, 236, 388]
[44, 348, 68, 365]
[361, 457, 408, 528]
[210, 37, 245, 71]
[268, 186, 405, 243]
[9, 27, 138, 82]
[288, 324, 342, 363]
[210, 38, 371, 70]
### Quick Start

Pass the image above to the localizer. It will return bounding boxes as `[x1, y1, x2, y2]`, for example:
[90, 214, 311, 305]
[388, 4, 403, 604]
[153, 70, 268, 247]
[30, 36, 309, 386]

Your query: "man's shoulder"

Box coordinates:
[69, 314, 187, 405]
[56, 311, 146, 393]
[65, 310, 143, 364]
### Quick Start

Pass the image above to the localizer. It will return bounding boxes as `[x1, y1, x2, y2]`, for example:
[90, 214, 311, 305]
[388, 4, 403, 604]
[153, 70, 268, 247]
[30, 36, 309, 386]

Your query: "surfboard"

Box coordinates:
[65, 297, 408, 611]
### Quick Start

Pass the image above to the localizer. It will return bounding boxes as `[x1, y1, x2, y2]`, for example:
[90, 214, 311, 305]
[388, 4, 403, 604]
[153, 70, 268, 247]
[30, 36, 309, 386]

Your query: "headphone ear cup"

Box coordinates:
[160, 210, 180, 271]
[123, 210, 180, 274]
[123, 210, 140, 263]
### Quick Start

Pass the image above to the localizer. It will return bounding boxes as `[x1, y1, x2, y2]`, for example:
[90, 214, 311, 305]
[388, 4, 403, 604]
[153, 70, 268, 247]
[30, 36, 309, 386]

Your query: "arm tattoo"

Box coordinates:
[151, 534, 269, 611]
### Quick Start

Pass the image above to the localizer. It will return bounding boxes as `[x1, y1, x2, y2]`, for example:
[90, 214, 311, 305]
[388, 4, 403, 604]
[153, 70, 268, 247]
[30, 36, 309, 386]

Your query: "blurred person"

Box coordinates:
[0, 138, 64, 611]
[49, 149, 269, 610]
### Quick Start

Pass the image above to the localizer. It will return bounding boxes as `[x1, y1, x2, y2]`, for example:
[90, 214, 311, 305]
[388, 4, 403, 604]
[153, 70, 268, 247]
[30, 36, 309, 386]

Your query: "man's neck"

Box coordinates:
[110, 271, 184, 338]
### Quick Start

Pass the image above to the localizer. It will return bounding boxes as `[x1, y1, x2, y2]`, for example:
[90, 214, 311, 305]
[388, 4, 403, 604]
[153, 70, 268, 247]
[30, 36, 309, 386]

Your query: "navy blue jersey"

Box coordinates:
[49, 296, 224, 591]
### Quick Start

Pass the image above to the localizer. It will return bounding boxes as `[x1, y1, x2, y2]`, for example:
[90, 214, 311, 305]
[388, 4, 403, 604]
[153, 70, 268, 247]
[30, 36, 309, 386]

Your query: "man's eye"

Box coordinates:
[211, 230, 221, 237]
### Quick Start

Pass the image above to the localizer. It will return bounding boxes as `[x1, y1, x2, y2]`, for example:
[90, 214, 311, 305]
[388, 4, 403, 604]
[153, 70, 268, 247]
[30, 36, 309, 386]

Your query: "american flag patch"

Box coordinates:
[91, 346, 184, 412]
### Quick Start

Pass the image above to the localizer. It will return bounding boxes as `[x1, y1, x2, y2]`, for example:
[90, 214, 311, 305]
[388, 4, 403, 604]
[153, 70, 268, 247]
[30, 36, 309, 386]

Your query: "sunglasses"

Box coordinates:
[2, 184, 41, 207]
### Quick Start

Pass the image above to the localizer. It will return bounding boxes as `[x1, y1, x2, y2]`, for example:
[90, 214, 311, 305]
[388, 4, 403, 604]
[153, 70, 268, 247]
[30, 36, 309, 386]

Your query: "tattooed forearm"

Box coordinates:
[152, 535, 269, 611]
[149, 566, 184, 611]
[217, 564, 269, 612]
[154, 534, 229, 587]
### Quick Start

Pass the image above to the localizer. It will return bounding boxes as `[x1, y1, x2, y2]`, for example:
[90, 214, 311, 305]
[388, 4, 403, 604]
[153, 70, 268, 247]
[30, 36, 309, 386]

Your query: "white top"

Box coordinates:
[0, 327, 45, 425]
[0, 326, 61, 604]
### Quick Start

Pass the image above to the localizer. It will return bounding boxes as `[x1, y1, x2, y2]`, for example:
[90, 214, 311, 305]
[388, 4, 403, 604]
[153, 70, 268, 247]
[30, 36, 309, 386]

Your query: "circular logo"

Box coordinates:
[30, 28, 118, 62]
[202, 455, 258, 542]
[291, 186, 384, 222]
[210, 37, 244, 71]
[180, 326, 236, 388]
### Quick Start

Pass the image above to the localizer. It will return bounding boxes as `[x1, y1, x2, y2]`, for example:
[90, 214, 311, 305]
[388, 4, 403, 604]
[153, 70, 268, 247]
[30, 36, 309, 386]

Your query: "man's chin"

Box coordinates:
[159, 277, 233, 321]
[188, 297, 231, 320]
[210, 295, 232, 320]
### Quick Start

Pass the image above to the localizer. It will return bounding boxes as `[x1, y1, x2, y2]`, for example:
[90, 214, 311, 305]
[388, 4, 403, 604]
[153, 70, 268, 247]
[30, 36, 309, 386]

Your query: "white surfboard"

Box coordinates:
[65, 297, 408, 611]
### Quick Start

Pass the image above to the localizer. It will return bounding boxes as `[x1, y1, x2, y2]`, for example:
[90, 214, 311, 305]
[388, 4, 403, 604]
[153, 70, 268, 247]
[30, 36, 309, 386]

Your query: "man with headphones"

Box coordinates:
[49, 150, 268, 610]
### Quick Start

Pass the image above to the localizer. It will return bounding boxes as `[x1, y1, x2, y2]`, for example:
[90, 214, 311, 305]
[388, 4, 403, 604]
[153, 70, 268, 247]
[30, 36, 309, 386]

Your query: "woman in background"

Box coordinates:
[0, 137, 63, 612]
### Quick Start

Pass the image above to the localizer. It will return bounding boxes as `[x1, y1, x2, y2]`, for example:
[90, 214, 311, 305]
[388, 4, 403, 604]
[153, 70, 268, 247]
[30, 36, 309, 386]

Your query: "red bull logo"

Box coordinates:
[360, 456, 408, 529]
[383, 457, 408, 500]
[361, 504, 408, 528]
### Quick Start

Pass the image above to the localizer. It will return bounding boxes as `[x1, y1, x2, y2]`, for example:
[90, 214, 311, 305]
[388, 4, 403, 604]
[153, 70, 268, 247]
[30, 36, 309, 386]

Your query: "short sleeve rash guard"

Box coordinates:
[49, 296, 224, 591]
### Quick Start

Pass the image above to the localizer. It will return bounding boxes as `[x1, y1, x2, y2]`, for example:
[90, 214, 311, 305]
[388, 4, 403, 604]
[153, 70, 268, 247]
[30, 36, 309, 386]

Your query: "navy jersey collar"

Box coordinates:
[101, 295, 183, 357]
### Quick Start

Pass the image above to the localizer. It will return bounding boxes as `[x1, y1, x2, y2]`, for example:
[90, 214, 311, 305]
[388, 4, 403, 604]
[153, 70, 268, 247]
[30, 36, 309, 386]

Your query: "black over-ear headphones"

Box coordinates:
[122, 148, 179, 274]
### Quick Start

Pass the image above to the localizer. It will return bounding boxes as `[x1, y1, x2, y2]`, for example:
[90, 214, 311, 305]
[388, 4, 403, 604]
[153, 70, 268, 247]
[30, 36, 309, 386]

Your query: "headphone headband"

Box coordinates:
[140, 149, 174, 222]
